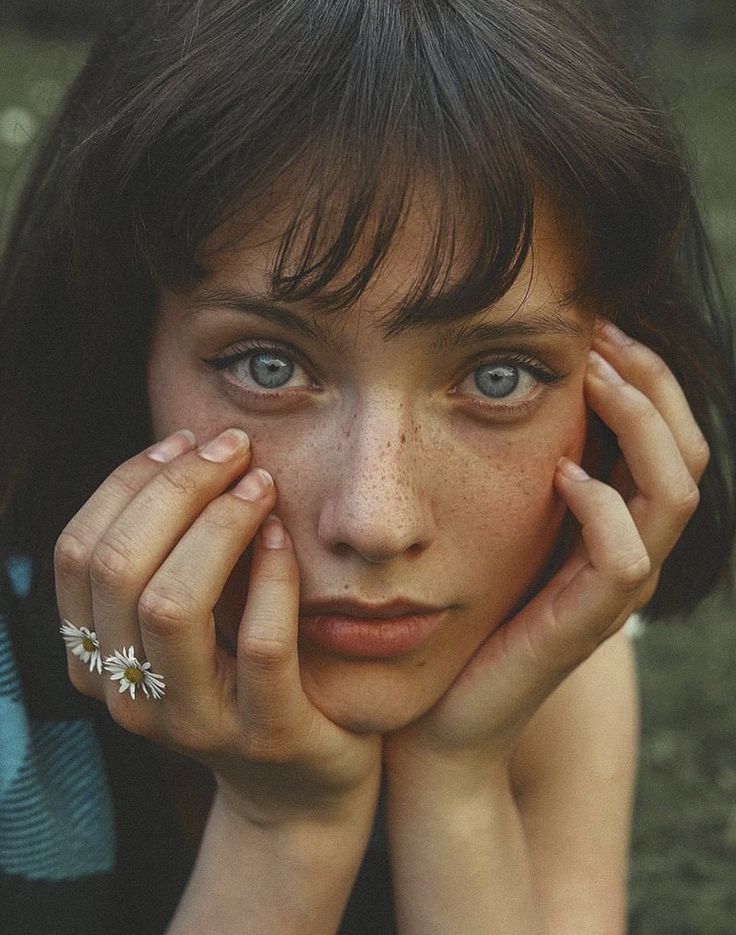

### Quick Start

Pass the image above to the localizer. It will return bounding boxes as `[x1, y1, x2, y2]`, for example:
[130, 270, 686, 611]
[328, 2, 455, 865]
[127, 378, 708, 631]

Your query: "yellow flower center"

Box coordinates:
[82, 637, 96, 652]
[124, 666, 144, 684]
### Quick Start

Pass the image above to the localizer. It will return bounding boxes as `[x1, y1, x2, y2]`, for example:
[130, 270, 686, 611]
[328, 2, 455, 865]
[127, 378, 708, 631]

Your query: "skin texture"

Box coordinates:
[147, 199, 592, 733]
[54, 193, 708, 932]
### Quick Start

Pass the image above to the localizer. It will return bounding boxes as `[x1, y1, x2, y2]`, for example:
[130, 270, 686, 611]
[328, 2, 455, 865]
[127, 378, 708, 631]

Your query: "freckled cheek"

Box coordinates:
[239, 426, 325, 519]
[447, 404, 587, 591]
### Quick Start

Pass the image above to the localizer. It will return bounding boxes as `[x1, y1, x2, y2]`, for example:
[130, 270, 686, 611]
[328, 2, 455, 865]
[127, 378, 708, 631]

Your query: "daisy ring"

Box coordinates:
[103, 646, 166, 700]
[60, 620, 103, 674]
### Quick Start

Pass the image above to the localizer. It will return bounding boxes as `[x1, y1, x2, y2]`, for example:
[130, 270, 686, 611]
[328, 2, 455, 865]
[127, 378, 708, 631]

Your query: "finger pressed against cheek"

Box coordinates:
[552, 465, 651, 649]
[89, 429, 253, 610]
[593, 325, 710, 479]
[97, 470, 276, 704]
[585, 353, 698, 508]
[139, 469, 276, 629]
[236, 517, 307, 741]
[584, 356, 700, 566]
[54, 432, 201, 654]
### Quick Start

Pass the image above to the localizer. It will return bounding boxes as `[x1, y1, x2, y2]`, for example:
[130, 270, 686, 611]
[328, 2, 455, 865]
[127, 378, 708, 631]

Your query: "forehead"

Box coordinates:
[197, 186, 582, 335]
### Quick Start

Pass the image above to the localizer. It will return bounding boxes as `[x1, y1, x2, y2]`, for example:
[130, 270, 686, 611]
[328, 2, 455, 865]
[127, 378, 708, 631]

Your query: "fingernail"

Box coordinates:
[262, 515, 287, 549]
[232, 468, 273, 501]
[588, 350, 625, 385]
[597, 320, 634, 347]
[146, 429, 197, 463]
[557, 457, 590, 481]
[199, 428, 250, 462]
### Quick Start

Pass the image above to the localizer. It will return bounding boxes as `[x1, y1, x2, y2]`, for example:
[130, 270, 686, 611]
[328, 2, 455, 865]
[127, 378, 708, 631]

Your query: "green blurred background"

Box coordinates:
[0, 3, 734, 932]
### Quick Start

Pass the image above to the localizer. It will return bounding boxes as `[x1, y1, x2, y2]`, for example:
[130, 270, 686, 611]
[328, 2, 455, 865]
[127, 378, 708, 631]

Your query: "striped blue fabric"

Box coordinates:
[0, 558, 115, 881]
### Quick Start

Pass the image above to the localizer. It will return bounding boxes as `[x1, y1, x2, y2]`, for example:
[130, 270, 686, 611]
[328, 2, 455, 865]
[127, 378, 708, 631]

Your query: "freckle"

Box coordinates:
[400, 433, 406, 444]
[387, 441, 391, 448]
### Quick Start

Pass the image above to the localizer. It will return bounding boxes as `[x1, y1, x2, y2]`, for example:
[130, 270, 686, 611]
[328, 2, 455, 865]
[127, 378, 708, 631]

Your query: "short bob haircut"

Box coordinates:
[0, 0, 734, 621]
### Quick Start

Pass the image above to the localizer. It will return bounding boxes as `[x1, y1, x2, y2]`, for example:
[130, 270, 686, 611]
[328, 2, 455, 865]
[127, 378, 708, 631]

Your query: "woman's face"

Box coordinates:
[147, 200, 593, 733]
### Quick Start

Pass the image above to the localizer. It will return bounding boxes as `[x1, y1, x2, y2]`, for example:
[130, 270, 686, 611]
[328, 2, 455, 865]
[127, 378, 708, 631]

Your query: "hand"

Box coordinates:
[54, 428, 381, 826]
[385, 321, 709, 771]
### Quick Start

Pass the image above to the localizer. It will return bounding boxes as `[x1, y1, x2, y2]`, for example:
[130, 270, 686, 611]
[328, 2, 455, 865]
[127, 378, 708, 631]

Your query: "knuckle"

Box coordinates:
[200, 502, 249, 536]
[138, 587, 192, 634]
[612, 551, 652, 591]
[239, 634, 290, 672]
[691, 435, 711, 475]
[107, 466, 144, 501]
[158, 465, 199, 497]
[55, 529, 93, 580]
[641, 349, 670, 383]
[253, 563, 294, 588]
[665, 481, 701, 519]
[90, 537, 137, 594]
[257, 573, 293, 595]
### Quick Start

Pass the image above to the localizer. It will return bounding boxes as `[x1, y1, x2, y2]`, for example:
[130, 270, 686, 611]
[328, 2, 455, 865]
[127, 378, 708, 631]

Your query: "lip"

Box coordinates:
[299, 598, 449, 658]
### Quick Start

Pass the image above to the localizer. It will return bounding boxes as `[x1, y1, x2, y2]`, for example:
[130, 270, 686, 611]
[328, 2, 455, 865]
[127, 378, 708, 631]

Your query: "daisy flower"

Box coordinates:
[59, 620, 103, 674]
[103, 646, 166, 700]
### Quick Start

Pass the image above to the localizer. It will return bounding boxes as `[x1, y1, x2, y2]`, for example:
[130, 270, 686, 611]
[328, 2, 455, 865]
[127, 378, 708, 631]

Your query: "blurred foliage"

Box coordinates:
[0, 13, 734, 935]
[630, 591, 736, 934]
[0, 1, 107, 36]
[0, 31, 86, 225]
[627, 35, 736, 933]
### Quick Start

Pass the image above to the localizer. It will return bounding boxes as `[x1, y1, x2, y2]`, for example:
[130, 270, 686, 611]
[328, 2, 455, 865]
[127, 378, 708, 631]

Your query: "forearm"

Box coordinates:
[387, 755, 544, 935]
[168, 786, 377, 935]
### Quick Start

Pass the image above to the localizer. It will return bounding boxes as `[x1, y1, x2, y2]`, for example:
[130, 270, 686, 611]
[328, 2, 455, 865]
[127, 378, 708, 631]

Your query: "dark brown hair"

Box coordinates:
[1, 0, 734, 619]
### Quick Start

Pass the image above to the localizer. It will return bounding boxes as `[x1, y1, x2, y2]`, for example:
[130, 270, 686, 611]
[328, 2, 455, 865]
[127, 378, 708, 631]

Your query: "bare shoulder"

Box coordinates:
[510, 628, 639, 934]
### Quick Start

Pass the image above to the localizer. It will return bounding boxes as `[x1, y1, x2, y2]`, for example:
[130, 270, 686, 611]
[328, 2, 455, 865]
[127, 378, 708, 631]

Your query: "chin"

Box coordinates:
[326, 706, 420, 735]
[300, 657, 446, 735]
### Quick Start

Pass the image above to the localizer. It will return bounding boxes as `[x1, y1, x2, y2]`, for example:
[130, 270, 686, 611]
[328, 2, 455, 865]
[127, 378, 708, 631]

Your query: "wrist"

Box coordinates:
[168, 784, 379, 935]
[213, 772, 380, 835]
[384, 734, 512, 804]
[385, 747, 543, 935]
[211, 750, 382, 828]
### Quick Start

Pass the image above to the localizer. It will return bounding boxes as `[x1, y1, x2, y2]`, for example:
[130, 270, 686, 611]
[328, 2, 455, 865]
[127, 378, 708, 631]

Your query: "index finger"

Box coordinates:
[54, 430, 198, 658]
[594, 321, 710, 481]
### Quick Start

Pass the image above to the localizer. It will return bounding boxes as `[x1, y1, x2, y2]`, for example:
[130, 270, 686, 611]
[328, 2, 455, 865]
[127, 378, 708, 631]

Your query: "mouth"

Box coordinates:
[299, 599, 450, 658]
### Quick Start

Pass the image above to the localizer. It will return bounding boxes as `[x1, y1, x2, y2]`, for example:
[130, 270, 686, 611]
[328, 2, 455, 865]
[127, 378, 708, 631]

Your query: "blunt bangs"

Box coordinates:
[62, 0, 681, 330]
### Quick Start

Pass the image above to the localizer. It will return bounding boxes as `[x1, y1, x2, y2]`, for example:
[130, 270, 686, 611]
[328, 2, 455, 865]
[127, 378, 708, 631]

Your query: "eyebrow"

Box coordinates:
[430, 308, 584, 351]
[192, 288, 343, 348]
[191, 287, 584, 350]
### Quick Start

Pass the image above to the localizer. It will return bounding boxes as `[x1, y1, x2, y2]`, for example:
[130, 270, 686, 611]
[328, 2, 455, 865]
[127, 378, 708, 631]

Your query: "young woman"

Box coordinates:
[1, 1, 734, 932]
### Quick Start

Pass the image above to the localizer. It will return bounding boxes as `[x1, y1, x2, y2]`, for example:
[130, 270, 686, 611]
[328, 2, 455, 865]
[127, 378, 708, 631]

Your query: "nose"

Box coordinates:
[317, 403, 437, 563]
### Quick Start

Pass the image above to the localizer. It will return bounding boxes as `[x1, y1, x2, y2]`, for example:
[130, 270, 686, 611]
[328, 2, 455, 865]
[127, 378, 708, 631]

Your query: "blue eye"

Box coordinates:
[474, 364, 521, 399]
[456, 355, 563, 409]
[206, 341, 312, 397]
[249, 352, 294, 388]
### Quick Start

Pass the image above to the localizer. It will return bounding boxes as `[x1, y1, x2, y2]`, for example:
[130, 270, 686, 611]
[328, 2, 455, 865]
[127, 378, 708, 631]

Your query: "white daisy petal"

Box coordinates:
[103, 647, 166, 700]
[60, 621, 102, 675]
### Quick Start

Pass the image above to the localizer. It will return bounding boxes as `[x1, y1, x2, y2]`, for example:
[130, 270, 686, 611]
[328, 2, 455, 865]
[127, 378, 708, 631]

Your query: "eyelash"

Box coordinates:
[204, 339, 568, 412]
[205, 339, 316, 400]
[452, 351, 568, 416]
